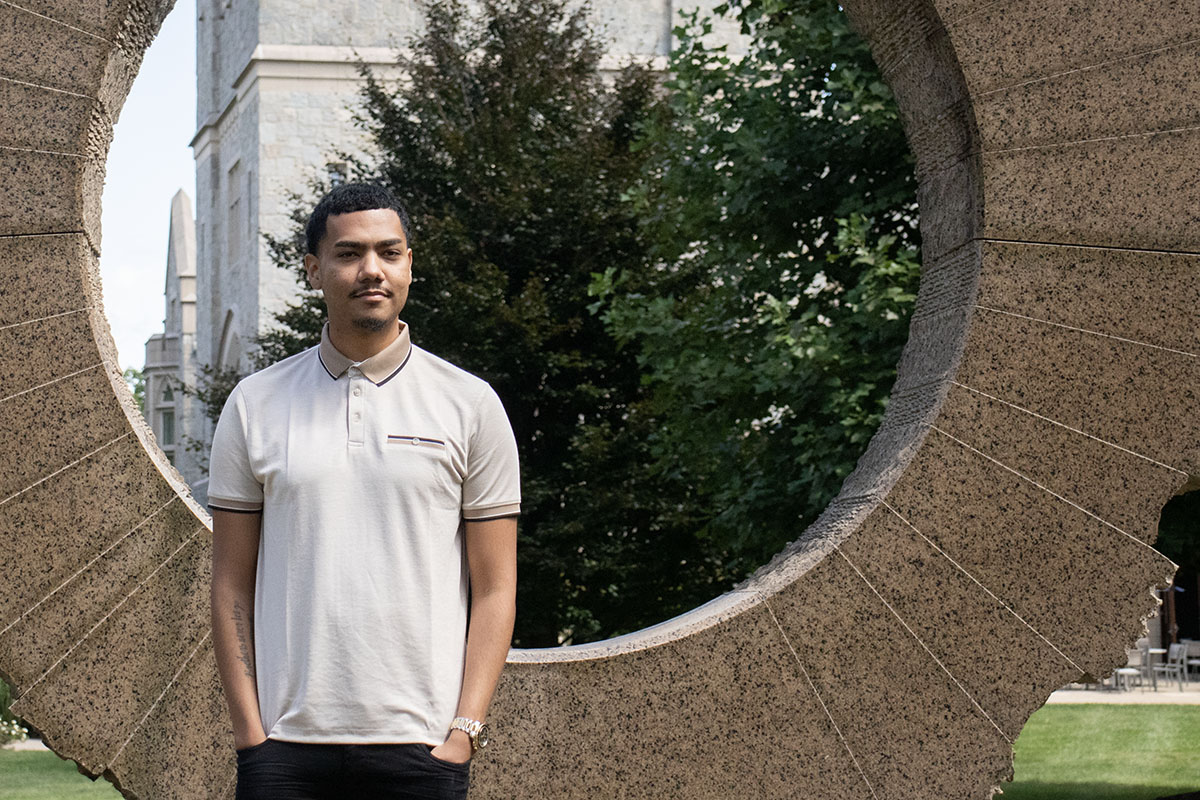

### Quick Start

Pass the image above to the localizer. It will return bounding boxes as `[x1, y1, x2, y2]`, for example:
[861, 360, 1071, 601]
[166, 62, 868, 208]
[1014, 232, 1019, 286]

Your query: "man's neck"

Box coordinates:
[327, 320, 401, 362]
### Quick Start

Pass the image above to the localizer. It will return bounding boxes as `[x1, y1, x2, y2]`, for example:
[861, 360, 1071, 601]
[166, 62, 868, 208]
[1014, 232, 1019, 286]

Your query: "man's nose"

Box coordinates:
[359, 251, 385, 280]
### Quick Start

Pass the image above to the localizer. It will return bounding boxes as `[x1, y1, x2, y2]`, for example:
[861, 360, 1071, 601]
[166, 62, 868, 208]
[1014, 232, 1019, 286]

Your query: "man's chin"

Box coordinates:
[351, 315, 393, 333]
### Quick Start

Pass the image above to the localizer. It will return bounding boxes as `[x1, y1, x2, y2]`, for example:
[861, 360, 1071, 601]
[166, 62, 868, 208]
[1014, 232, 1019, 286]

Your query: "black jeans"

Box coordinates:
[236, 739, 470, 800]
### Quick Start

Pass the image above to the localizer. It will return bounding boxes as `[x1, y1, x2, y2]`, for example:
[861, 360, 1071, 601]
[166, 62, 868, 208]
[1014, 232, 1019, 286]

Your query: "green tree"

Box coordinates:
[592, 0, 920, 576]
[123, 367, 145, 413]
[251, 0, 725, 645]
[205, 0, 920, 643]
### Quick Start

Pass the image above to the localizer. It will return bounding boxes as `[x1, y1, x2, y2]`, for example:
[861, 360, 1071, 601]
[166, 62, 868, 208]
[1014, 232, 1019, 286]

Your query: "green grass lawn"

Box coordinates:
[0, 750, 121, 799]
[1001, 705, 1200, 800]
[0, 706, 1197, 799]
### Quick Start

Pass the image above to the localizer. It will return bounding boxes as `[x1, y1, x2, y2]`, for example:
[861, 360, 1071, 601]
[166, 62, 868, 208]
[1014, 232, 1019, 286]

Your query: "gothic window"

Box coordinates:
[162, 382, 175, 403]
[160, 410, 176, 446]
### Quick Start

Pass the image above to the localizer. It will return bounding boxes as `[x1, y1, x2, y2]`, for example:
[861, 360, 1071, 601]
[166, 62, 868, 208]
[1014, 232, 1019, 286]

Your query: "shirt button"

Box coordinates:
[353, 388, 361, 396]
[354, 413, 361, 421]
[411, 437, 420, 446]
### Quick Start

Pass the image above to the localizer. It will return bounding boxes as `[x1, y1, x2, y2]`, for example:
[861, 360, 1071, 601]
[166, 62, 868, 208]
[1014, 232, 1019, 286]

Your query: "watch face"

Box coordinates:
[477, 723, 490, 749]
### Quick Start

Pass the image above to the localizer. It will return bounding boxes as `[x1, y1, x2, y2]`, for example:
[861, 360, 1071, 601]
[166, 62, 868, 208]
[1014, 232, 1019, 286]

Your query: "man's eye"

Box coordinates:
[336, 251, 357, 259]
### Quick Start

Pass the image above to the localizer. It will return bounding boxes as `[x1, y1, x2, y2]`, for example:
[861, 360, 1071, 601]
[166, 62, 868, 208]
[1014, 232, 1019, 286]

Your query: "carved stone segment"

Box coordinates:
[0, 436, 178, 627]
[0, 149, 88, 238]
[4, 0, 137, 37]
[474, 604, 874, 799]
[0, 4, 112, 94]
[0, 81, 98, 153]
[105, 643, 236, 800]
[974, 39, 1200, 151]
[982, 129, 1200, 252]
[976, 241, 1200, 355]
[834, 505, 1080, 739]
[942, 0, 1200, 94]
[768, 552, 1013, 799]
[956, 308, 1200, 473]
[0, 369, 131, 500]
[0, 310, 99, 399]
[0, 498, 199, 689]
[936, 382, 1185, 542]
[0, 235, 95, 325]
[885, 430, 1175, 676]
[10, 532, 210, 774]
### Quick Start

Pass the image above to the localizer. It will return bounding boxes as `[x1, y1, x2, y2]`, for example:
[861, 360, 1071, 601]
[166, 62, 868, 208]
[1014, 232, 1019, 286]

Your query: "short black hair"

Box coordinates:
[305, 182, 412, 255]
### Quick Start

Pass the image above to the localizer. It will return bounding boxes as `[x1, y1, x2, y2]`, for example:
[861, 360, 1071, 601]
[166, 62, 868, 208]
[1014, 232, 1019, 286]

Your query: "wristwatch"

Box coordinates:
[449, 716, 491, 754]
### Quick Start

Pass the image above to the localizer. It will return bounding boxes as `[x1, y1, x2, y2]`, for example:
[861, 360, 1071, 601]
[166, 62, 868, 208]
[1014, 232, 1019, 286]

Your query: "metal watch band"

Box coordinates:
[450, 716, 487, 753]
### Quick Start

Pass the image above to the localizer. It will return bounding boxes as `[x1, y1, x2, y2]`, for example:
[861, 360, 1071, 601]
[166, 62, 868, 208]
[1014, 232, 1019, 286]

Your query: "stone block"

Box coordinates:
[474, 602, 873, 799]
[956, 307, 1200, 473]
[6, 0, 139, 39]
[0, 80, 99, 154]
[976, 241, 1200, 356]
[0, 497, 201, 688]
[884, 430, 1175, 676]
[982, 126, 1200, 253]
[975, 39, 1200, 151]
[767, 552, 1012, 799]
[0, 368, 131, 503]
[105, 643, 237, 800]
[0, 435, 177, 627]
[0, 234, 94, 326]
[836, 506, 1079, 738]
[0, 4, 111, 95]
[936, 383, 1185, 543]
[0, 310, 98, 402]
[10, 533, 210, 774]
[0, 148, 87, 237]
[945, 0, 1200, 94]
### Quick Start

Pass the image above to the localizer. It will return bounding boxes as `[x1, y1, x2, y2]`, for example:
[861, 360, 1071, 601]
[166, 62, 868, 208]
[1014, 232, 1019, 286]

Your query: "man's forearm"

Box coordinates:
[212, 584, 266, 747]
[434, 515, 518, 762]
[211, 510, 268, 750]
[456, 586, 517, 721]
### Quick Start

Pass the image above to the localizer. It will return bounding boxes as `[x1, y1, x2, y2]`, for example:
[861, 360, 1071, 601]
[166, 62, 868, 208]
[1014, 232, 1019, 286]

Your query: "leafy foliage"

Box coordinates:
[592, 0, 920, 575]
[201, 0, 923, 644]
[122, 367, 145, 413]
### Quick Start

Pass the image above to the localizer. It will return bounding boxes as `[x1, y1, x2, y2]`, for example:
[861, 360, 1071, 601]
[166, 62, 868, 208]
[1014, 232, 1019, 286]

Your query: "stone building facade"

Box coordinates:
[183, 0, 742, 487]
[142, 189, 201, 489]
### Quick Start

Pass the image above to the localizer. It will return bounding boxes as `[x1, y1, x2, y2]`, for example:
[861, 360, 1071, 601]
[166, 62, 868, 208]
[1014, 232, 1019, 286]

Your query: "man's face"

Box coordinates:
[304, 208, 412, 335]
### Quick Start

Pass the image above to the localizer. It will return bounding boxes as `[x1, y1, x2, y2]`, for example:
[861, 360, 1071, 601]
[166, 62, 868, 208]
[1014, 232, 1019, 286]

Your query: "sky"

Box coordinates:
[99, 0, 197, 371]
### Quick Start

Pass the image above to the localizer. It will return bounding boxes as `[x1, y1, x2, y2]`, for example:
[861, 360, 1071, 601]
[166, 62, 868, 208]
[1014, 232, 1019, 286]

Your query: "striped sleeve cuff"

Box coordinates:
[208, 496, 264, 514]
[463, 501, 521, 521]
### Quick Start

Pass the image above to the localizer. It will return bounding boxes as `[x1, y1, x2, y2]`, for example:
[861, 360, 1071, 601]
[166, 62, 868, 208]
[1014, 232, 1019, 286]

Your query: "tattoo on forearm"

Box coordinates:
[231, 600, 255, 679]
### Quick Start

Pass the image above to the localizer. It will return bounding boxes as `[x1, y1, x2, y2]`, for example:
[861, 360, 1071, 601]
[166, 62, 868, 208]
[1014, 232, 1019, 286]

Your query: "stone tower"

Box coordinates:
[188, 0, 741, 471]
[142, 189, 201, 490]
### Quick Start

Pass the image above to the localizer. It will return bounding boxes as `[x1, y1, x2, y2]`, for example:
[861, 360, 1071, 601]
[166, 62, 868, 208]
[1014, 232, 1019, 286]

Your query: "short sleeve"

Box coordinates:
[461, 384, 521, 520]
[207, 385, 264, 513]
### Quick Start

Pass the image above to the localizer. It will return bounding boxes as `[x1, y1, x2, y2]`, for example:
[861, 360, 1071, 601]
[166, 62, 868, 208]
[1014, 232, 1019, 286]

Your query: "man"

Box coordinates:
[209, 183, 520, 800]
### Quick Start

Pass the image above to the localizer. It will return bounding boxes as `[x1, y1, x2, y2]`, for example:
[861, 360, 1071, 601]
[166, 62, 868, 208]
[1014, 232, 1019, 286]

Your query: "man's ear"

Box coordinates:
[304, 253, 321, 290]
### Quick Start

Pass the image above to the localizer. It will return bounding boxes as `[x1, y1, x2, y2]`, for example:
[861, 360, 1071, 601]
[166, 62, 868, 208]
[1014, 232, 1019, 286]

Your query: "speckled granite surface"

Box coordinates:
[0, 0, 1195, 798]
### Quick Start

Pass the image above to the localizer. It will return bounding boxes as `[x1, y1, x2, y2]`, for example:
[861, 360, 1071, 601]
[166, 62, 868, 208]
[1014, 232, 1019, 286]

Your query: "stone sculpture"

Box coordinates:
[0, 0, 1196, 797]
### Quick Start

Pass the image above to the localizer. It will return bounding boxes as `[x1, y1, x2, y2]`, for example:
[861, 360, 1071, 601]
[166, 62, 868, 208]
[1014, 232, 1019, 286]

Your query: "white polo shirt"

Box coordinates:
[208, 322, 520, 745]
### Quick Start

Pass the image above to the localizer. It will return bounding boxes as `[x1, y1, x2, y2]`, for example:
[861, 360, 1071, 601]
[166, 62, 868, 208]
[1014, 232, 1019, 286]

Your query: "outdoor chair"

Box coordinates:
[1114, 649, 1144, 691]
[1152, 643, 1187, 691]
[1182, 639, 1200, 682]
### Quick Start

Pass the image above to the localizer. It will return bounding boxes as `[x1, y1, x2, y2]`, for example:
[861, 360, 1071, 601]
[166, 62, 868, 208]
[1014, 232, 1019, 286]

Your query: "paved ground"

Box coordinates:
[1048, 677, 1200, 705]
[3, 737, 50, 751]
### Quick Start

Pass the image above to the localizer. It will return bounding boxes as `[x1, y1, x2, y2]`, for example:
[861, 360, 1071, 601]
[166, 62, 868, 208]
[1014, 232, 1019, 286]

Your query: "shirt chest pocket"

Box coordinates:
[385, 434, 461, 509]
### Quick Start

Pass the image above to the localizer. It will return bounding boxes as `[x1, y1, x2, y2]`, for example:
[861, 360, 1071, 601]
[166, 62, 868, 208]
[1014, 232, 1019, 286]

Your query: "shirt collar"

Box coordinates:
[318, 321, 413, 385]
